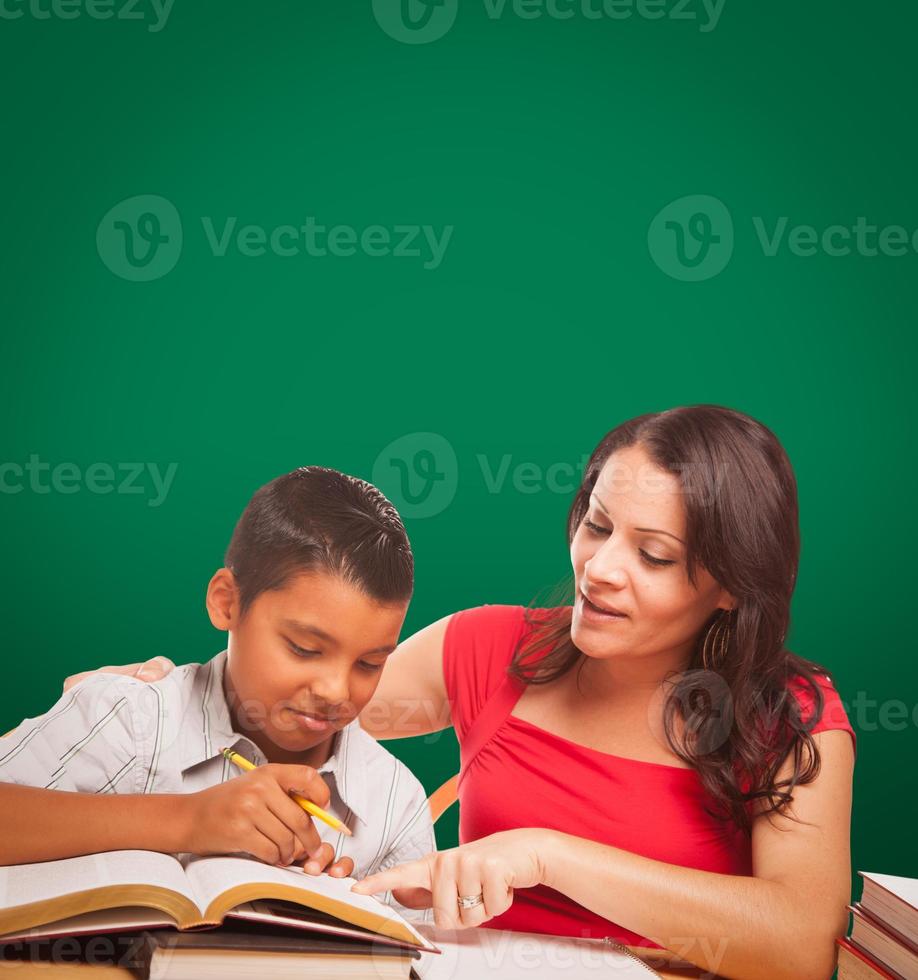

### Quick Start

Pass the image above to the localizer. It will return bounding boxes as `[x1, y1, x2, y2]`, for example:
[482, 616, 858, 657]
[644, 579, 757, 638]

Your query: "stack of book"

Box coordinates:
[0, 849, 438, 978]
[836, 871, 917, 979]
[0, 850, 668, 979]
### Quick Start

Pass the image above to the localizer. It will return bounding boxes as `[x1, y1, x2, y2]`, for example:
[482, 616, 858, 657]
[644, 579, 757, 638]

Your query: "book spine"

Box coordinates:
[849, 902, 918, 956]
[837, 942, 894, 980]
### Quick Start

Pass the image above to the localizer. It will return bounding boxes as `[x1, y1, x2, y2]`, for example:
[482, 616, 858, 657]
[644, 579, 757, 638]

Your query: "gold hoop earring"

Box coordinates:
[702, 610, 733, 671]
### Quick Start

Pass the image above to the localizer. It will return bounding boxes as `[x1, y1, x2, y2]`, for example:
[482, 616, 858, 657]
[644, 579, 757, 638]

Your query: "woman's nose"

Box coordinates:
[584, 539, 629, 585]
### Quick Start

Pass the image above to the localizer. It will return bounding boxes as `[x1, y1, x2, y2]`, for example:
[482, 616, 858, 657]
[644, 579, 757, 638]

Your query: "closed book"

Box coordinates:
[857, 872, 918, 952]
[836, 937, 899, 980]
[129, 920, 418, 980]
[845, 905, 917, 980]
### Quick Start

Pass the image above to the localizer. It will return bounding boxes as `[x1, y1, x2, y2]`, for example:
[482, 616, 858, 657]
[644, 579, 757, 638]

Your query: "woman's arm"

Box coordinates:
[354, 729, 854, 980]
[358, 614, 454, 740]
[60, 617, 457, 742]
[542, 730, 854, 980]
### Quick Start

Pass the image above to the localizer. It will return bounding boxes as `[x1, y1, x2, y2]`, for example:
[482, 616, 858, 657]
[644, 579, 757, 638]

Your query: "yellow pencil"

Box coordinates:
[220, 747, 353, 837]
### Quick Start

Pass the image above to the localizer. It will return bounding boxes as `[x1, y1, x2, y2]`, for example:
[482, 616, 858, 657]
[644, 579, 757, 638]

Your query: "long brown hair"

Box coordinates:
[509, 405, 832, 836]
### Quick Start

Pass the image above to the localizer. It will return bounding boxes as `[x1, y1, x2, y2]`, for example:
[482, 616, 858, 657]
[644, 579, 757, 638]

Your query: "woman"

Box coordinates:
[65, 405, 855, 980]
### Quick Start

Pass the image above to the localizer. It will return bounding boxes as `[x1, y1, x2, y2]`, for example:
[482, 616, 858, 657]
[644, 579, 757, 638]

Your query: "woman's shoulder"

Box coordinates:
[444, 604, 560, 659]
[784, 667, 857, 756]
[442, 604, 562, 737]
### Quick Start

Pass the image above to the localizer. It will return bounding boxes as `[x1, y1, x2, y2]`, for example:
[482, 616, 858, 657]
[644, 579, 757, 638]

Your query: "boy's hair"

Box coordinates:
[224, 467, 413, 614]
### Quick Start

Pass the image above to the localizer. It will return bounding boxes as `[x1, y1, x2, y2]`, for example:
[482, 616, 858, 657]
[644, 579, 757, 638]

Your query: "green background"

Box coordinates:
[1, 0, 915, 946]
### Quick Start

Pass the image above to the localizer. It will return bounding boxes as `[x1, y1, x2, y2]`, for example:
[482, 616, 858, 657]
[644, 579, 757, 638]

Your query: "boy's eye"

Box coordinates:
[288, 641, 320, 659]
[357, 661, 384, 673]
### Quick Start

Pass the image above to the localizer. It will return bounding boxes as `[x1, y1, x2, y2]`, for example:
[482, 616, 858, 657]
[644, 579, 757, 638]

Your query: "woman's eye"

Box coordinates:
[640, 550, 675, 568]
[583, 519, 675, 569]
[288, 642, 320, 659]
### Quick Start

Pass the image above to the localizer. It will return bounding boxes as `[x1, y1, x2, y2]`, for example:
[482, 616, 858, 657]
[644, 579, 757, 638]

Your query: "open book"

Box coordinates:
[0, 850, 437, 955]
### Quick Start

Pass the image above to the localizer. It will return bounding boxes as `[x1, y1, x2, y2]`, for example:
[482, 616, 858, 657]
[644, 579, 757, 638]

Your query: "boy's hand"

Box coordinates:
[63, 657, 176, 692]
[181, 764, 337, 868]
[298, 847, 355, 878]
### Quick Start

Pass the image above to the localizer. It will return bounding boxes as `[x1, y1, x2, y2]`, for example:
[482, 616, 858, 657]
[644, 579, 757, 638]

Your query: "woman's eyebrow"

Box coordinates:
[589, 494, 685, 544]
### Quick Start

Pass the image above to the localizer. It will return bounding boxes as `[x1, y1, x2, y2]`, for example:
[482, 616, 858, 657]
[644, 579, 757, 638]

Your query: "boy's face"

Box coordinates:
[211, 568, 407, 766]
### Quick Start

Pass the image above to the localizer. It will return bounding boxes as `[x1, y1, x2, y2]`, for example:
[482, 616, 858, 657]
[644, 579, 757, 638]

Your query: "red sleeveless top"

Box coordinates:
[443, 604, 857, 946]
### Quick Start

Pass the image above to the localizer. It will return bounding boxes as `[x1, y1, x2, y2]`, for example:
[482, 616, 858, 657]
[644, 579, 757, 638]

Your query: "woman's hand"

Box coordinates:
[63, 656, 176, 693]
[351, 830, 548, 928]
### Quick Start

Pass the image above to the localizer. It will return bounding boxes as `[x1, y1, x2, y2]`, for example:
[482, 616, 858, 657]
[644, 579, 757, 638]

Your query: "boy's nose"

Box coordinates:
[310, 671, 350, 707]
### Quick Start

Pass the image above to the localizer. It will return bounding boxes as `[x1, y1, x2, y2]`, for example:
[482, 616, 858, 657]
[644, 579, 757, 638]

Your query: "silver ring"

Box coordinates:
[457, 892, 484, 910]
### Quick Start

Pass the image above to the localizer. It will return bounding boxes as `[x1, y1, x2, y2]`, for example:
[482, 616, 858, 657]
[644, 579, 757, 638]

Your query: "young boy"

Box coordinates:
[0, 467, 434, 914]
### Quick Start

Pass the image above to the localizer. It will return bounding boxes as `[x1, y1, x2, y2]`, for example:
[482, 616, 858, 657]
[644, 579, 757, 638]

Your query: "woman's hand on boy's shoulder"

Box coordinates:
[63, 656, 176, 693]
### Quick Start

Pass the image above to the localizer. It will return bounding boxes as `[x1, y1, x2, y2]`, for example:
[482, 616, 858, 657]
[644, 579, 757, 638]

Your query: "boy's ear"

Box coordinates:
[206, 568, 240, 631]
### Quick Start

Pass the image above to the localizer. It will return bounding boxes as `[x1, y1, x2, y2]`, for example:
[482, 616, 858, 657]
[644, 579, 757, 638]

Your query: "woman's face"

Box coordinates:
[570, 443, 734, 669]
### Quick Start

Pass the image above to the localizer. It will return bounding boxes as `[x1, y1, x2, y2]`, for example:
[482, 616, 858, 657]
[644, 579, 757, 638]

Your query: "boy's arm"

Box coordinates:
[0, 674, 191, 864]
[0, 760, 334, 867]
[0, 674, 144, 794]
[0, 677, 334, 867]
[0, 784, 191, 865]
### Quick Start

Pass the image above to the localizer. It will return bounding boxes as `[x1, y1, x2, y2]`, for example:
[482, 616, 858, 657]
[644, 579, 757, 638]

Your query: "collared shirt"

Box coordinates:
[0, 651, 434, 919]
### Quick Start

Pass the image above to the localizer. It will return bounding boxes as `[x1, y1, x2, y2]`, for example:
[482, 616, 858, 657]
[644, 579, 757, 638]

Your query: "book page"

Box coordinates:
[863, 871, 918, 911]
[0, 851, 192, 914]
[183, 856, 433, 949]
[0, 906, 174, 942]
[413, 926, 663, 979]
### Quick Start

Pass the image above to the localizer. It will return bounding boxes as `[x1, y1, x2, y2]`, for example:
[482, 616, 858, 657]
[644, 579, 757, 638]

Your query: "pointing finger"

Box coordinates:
[351, 859, 432, 896]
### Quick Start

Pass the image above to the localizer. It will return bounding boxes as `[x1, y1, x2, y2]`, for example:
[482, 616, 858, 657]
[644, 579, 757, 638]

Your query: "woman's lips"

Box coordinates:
[579, 591, 629, 624]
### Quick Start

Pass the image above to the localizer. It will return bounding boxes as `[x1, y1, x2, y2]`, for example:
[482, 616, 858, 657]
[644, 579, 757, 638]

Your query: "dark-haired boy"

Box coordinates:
[0, 468, 434, 918]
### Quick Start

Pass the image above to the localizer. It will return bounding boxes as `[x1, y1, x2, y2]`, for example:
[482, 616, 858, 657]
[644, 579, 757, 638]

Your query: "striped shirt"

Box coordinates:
[0, 650, 434, 919]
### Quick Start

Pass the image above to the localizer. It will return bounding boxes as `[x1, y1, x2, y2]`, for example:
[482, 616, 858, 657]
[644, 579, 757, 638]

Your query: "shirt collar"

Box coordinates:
[181, 650, 370, 825]
[316, 718, 370, 826]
